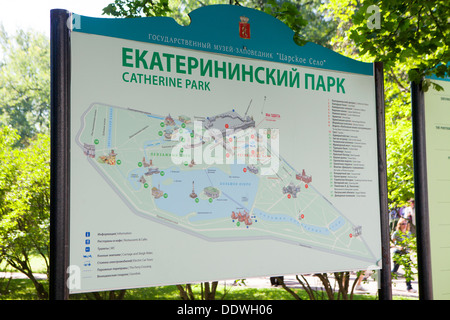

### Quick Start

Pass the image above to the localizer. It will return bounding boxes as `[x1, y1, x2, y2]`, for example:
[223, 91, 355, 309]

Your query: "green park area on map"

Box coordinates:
[76, 103, 376, 263]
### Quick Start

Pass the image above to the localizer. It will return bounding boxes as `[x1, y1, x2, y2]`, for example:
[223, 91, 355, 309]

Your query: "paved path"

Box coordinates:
[0, 272, 47, 280]
[1, 271, 418, 299]
[224, 271, 419, 299]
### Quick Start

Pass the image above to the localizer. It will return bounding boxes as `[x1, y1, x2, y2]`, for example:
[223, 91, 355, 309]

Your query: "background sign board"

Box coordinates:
[423, 73, 450, 299]
[66, 5, 383, 294]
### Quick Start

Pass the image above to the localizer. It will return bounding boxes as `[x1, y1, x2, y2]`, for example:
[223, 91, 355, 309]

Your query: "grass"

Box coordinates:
[71, 284, 306, 300]
[0, 277, 416, 300]
[0, 256, 416, 300]
[0, 278, 46, 300]
[0, 255, 48, 274]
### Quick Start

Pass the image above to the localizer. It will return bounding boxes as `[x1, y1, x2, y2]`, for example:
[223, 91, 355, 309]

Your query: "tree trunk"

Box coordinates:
[7, 257, 48, 299]
[29, 274, 48, 300]
[296, 275, 316, 300]
[334, 272, 349, 300]
[315, 273, 335, 300]
[279, 277, 302, 300]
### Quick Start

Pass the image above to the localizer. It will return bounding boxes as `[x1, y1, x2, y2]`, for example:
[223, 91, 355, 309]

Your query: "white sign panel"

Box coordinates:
[68, 5, 382, 293]
[424, 75, 450, 299]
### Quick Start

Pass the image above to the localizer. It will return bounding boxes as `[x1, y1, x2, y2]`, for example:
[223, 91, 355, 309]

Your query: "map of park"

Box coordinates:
[75, 103, 377, 264]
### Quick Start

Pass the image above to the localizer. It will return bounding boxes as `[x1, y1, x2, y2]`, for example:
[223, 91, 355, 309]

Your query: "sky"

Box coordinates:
[0, 0, 113, 36]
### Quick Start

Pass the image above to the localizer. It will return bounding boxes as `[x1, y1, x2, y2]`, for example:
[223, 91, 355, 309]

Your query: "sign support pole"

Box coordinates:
[374, 62, 392, 300]
[411, 79, 433, 300]
[50, 9, 71, 300]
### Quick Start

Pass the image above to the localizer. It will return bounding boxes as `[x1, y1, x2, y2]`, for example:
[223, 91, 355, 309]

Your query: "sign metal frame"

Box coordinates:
[50, 9, 71, 300]
[50, 7, 390, 300]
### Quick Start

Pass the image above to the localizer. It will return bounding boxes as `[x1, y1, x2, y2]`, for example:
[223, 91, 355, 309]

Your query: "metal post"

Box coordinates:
[374, 62, 392, 300]
[50, 9, 71, 300]
[411, 80, 433, 300]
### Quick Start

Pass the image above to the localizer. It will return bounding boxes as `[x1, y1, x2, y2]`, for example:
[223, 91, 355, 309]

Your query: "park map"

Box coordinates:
[75, 102, 377, 264]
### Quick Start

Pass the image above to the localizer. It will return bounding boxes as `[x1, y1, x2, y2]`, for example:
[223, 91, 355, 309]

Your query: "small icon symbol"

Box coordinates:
[239, 16, 250, 39]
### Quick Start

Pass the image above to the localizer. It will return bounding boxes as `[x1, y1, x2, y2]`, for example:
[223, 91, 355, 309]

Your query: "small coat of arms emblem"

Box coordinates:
[239, 16, 250, 39]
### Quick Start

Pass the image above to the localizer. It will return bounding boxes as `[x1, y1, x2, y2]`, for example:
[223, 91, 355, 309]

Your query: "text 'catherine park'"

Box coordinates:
[120, 47, 347, 93]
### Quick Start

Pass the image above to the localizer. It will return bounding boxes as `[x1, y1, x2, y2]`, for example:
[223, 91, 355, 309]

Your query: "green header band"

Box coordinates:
[428, 74, 450, 82]
[70, 5, 373, 76]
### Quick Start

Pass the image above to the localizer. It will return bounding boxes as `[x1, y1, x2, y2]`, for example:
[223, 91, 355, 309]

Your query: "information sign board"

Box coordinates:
[423, 74, 450, 299]
[56, 5, 384, 294]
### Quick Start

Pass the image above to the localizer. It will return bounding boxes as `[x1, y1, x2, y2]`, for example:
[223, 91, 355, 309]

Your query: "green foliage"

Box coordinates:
[262, 0, 338, 47]
[0, 127, 50, 299]
[349, 0, 450, 89]
[103, 0, 173, 18]
[263, 0, 308, 45]
[392, 233, 417, 285]
[0, 27, 50, 145]
[0, 26, 51, 299]
[384, 64, 415, 207]
[0, 126, 20, 212]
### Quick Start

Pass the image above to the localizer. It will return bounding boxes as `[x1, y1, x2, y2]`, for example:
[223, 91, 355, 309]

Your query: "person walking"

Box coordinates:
[404, 198, 416, 234]
[391, 217, 416, 293]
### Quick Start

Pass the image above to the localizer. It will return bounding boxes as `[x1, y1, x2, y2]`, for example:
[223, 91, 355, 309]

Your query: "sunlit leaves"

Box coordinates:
[0, 28, 50, 145]
[103, 0, 172, 18]
[0, 127, 50, 281]
[349, 0, 450, 84]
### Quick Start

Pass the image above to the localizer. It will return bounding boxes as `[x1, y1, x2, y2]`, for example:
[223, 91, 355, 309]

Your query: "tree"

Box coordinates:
[0, 27, 50, 146]
[262, 0, 337, 47]
[0, 127, 50, 299]
[391, 233, 417, 288]
[103, 0, 173, 18]
[177, 282, 217, 300]
[0, 26, 51, 300]
[273, 271, 368, 300]
[349, 0, 450, 90]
